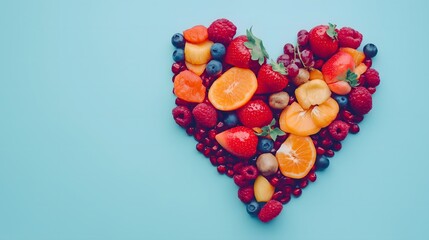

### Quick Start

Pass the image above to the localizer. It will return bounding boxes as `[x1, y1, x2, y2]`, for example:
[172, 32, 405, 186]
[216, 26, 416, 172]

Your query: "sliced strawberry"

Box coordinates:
[215, 126, 258, 158]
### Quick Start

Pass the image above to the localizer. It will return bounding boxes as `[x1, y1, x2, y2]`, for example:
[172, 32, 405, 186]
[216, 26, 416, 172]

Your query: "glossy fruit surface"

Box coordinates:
[208, 67, 257, 111]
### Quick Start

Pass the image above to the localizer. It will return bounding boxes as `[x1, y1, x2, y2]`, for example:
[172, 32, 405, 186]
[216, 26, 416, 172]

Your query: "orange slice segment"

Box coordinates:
[276, 134, 316, 179]
[208, 67, 257, 111]
[173, 70, 206, 103]
[279, 102, 321, 136]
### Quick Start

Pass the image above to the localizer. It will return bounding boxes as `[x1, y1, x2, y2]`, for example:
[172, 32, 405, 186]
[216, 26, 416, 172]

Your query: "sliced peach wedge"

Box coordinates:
[279, 80, 339, 136]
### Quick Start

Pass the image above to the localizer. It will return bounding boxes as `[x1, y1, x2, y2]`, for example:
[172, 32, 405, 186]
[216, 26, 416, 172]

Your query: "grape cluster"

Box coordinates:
[276, 29, 319, 78]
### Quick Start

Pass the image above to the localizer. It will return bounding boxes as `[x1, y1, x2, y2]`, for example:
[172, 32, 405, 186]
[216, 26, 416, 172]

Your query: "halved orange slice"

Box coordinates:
[276, 134, 316, 179]
[208, 67, 257, 111]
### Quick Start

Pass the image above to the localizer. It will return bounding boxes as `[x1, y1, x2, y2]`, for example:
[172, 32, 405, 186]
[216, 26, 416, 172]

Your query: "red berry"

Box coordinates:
[350, 124, 360, 134]
[332, 142, 342, 151]
[325, 149, 335, 157]
[233, 174, 250, 187]
[308, 172, 317, 182]
[308, 24, 339, 59]
[217, 165, 226, 174]
[241, 165, 258, 180]
[349, 87, 373, 115]
[363, 68, 380, 87]
[328, 120, 350, 141]
[338, 27, 363, 49]
[367, 87, 377, 94]
[192, 103, 218, 128]
[363, 58, 372, 68]
[207, 18, 237, 45]
[292, 188, 302, 197]
[237, 100, 273, 128]
[258, 200, 283, 223]
[238, 186, 254, 203]
[172, 106, 193, 128]
[316, 147, 326, 155]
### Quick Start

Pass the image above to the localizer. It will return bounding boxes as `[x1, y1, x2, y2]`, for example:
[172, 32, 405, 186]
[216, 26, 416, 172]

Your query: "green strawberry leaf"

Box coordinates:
[245, 28, 269, 65]
[345, 69, 358, 87]
[269, 127, 286, 141]
[270, 60, 287, 75]
[253, 119, 286, 141]
[269, 118, 276, 127]
[327, 23, 338, 40]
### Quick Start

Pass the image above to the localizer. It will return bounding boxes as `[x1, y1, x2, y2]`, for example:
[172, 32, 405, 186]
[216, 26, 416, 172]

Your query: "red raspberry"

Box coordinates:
[207, 18, 237, 45]
[363, 68, 380, 87]
[241, 165, 258, 180]
[258, 200, 283, 223]
[338, 27, 363, 49]
[238, 186, 254, 203]
[192, 103, 218, 128]
[328, 120, 350, 141]
[349, 87, 373, 115]
[233, 174, 250, 187]
[172, 106, 193, 128]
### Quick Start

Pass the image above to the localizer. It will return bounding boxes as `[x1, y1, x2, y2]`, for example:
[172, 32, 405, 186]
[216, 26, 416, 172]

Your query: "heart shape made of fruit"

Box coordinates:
[171, 19, 380, 223]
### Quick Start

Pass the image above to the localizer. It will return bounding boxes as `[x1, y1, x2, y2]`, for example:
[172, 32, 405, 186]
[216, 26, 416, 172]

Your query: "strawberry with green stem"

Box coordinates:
[256, 60, 289, 94]
[322, 51, 358, 95]
[309, 23, 339, 59]
[225, 28, 269, 72]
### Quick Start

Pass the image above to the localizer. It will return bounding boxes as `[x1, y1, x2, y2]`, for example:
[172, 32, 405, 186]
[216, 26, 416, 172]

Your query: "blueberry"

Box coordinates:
[210, 43, 226, 60]
[206, 60, 223, 76]
[172, 49, 184, 62]
[334, 95, 348, 108]
[171, 33, 185, 48]
[246, 201, 261, 216]
[316, 156, 330, 171]
[363, 43, 378, 58]
[223, 112, 239, 127]
[257, 138, 274, 153]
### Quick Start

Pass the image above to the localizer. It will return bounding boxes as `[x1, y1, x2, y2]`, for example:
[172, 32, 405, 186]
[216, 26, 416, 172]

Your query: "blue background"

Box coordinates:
[1, 0, 429, 239]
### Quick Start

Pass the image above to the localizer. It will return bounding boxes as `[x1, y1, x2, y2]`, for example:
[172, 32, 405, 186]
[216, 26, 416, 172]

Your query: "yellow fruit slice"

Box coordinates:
[311, 98, 339, 128]
[254, 175, 275, 202]
[185, 61, 206, 76]
[184, 40, 213, 65]
[295, 79, 331, 110]
[276, 134, 316, 179]
[208, 67, 257, 111]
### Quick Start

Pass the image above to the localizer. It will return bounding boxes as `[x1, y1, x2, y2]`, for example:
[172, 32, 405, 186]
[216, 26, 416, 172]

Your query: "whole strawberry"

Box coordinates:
[237, 100, 273, 128]
[258, 200, 283, 223]
[225, 29, 269, 71]
[256, 61, 289, 94]
[215, 126, 258, 158]
[348, 87, 373, 115]
[309, 23, 339, 59]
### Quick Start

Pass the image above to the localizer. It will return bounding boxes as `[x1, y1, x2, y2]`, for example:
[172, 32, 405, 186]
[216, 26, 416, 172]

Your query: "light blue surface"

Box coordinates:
[1, 0, 429, 239]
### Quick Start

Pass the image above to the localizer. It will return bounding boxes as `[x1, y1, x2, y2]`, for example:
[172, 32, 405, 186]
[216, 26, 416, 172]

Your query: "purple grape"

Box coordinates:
[277, 54, 291, 67]
[297, 29, 308, 37]
[283, 43, 295, 56]
[286, 63, 299, 78]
